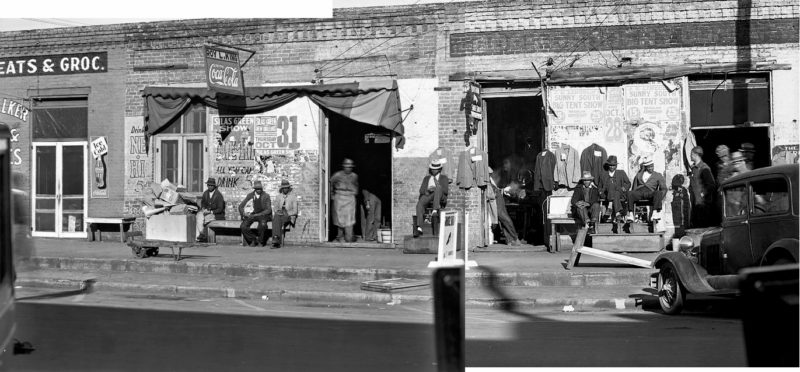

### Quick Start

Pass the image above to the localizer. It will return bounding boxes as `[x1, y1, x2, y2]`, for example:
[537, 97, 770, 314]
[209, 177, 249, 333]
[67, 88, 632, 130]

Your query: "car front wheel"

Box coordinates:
[658, 262, 686, 315]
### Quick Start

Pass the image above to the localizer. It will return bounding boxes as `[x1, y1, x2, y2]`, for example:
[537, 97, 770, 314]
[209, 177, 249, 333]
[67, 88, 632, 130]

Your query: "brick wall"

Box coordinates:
[0, 0, 797, 244]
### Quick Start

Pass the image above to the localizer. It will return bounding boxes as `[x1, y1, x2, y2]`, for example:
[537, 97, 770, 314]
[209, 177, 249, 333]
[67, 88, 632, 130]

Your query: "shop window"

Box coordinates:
[689, 73, 770, 127]
[31, 98, 88, 140]
[723, 185, 748, 218]
[155, 103, 207, 193]
[751, 178, 790, 216]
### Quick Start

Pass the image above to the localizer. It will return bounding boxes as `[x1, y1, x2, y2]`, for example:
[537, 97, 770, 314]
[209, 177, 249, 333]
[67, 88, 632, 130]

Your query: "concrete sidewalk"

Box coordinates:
[17, 237, 660, 310]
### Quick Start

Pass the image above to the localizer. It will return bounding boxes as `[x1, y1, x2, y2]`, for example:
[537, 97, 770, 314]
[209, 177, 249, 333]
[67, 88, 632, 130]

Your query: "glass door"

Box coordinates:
[31, 142, 87, 238]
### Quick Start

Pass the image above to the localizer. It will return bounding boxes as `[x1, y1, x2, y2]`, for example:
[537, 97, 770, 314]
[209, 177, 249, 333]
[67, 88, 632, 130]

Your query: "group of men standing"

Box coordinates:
[329, 158, 383, 243]
[195, 177, 298, 249]
[689, 143, 755, 227]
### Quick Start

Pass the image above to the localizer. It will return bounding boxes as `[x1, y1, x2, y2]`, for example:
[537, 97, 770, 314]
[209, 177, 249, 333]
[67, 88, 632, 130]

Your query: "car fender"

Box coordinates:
[760, 238, 799, 265]
[652, 252, 717, 294]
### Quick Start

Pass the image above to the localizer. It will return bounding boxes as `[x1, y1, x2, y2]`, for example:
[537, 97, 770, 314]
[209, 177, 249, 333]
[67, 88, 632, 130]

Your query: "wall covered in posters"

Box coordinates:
[547, 80, 688, 236]
[124, 117, 150, 201]
[210, 97, 321, 220]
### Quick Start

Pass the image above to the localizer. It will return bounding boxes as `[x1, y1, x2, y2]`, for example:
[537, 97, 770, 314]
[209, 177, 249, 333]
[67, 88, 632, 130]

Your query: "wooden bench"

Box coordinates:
[86, 217, 138, 243]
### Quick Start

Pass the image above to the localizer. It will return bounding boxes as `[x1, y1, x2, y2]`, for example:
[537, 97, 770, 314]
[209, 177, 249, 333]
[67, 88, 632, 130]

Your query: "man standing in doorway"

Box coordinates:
[739, 142, 756, 171]
[196, 178, 226, 242]
[331, 158, 359, 242]
[689, 146, 717, 228]
[272, 179, 298, 249]
[715, 145, 735, 184]
[239, 181, 272, 247]
[414, 160, 449, 238]
[361, 188, 382, 242]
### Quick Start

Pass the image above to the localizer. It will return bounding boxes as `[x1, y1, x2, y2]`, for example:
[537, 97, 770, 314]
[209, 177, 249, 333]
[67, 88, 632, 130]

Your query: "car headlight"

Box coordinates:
[678, 236, 694, 252]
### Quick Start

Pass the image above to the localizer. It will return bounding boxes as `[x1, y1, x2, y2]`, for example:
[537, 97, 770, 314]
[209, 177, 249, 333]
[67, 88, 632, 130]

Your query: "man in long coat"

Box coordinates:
[689, 146, 717, 227]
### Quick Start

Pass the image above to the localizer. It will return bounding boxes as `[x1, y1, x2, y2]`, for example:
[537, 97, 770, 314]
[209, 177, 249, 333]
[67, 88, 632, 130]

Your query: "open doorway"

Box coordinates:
[327, 112, 392, 242]
[485, 95, 545, 245]
[691, 126, 770, 177]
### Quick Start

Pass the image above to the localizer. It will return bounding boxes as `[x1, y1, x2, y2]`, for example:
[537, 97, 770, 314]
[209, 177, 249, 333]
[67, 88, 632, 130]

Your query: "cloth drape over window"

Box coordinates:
[142, 80, 405, 151]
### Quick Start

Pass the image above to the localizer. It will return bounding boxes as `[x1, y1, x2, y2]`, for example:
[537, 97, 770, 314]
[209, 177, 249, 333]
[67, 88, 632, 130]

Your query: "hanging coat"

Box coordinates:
[456, 147, 491, 190]
[580, 143, 608, 181]
[553, 144, 581, 188]
[533, 150, 556, 192]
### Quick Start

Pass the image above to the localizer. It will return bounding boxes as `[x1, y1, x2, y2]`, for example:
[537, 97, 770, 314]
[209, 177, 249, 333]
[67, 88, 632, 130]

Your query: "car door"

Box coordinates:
[720, 182, 751, 274]
[748, 176, 793, 264]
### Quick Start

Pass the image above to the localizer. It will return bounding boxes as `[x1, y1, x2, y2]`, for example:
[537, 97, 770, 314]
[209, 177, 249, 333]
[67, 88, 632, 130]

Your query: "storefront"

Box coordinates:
[139, 81, 404, 243]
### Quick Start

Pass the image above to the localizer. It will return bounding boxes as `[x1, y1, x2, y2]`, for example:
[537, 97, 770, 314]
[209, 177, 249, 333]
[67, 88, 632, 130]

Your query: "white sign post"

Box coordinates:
[428, 210, 478, 269]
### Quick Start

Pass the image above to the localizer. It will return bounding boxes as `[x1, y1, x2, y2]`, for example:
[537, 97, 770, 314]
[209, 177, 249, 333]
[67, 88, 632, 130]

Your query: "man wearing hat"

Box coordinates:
[330, 158, 359, 242]
[238, 180, 272, 247]
[715, 144, 735, 184]
[596, 155, 631, 233]
[271, 179, 298, 249]
[414, 160, 450, 238]
[626, 158, 667, 222]
[739, 142, 755, 171]
[571, 171, 602, 234]
[689, 146, 718, 228]
[196, 178, 226, 243]
[730, 151, 750, 177]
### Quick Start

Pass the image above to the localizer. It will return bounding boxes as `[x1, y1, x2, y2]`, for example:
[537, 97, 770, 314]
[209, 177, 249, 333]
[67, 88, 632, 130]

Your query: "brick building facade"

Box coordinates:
[1, 0, 797, 247]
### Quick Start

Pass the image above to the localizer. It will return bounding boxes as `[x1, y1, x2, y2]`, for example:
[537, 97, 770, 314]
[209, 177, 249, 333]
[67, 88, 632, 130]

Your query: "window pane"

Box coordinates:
[36, 147, 56, 195]
[186, 139, 204, 193]
[724, 186, 748, 217]
[752, 178, 790, 215]
[689, 75, 771, 127]
[32, 107, 88, 139]
[184, 104, 206, 134]
[62, 145, 84, 195]
[161, 118, 181, 134]
[160, 140, 179, 184]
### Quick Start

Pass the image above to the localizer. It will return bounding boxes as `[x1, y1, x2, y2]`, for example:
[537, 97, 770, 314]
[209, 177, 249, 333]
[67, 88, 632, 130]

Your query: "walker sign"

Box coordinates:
[0, 52, 107, 77]
[204, 46, 243, 95]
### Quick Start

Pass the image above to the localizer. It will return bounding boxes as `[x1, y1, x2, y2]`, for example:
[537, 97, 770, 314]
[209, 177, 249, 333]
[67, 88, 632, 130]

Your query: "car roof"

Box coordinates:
[722, 164, 799, 186]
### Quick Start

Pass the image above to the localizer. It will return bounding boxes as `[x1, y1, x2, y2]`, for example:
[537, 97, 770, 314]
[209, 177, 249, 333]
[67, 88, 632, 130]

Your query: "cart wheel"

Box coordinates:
[148, 248, 159, 257]
[135, 246, 149, 259]
[658, 262, 686, 315]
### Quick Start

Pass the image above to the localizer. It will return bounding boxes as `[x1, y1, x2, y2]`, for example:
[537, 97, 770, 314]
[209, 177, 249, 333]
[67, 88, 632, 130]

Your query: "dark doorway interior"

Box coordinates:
[328, 112, 392, 242]
[485, 96, 545, 245]
[691, 126, 770, 177]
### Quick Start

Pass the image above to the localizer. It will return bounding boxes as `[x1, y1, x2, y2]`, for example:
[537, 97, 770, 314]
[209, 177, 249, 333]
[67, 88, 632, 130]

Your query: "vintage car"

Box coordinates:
[651, 164, 799, 314]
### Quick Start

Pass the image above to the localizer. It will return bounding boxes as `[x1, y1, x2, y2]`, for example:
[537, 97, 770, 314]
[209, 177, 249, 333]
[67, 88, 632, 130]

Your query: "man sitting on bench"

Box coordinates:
[571, 171, 602, 234]
[626, 158, 667, 223]
[239, 181, 272, 247]
[271, 179, 298, 249]
[414, 160, 449, 238]
[196, 177, 226, 242]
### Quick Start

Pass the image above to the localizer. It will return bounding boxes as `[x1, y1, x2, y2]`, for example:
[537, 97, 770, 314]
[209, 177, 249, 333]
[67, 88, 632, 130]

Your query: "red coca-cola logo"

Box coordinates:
[208, 63, 240, 88]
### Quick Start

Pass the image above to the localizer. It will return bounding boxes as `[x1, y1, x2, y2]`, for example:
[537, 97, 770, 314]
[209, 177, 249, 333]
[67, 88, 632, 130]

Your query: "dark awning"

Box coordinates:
[142, 80, 404, 151]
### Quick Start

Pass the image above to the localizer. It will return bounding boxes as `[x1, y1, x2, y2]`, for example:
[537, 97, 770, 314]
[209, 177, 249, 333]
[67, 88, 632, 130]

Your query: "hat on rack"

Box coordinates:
[205, 178, 217, 187]
[429, 160, 443, 170]
[605, 156, 618, 166]
[252, 181, 263, 190]
[580, 171, 594, 181]
[279, 179, 292, 190]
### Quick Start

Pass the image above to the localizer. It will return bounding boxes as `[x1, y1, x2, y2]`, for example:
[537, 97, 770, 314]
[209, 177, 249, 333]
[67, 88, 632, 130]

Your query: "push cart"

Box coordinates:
[126, 237, 215, 261]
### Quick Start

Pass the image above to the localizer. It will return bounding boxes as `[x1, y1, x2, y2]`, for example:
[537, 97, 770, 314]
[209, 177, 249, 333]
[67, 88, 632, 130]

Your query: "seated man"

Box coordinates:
[196, 177, 226, 242]
[414, 160, 449, 238]
[238, 181, 272, 247]
[271, 179, 298, 249]
[596, 155, 630, 233]
[626, 158, 667, 223]
[571, 171, 602, 234]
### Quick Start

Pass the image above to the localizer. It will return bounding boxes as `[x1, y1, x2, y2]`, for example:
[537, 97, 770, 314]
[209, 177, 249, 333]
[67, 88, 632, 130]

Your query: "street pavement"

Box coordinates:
[16, 237, 663, 312]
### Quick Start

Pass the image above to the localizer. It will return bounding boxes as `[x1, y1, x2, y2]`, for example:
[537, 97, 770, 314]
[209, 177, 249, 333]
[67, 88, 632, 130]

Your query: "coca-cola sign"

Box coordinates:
[204, 46, 243, 95]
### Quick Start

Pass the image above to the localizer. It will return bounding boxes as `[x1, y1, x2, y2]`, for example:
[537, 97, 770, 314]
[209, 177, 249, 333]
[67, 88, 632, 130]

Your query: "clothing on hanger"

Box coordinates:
[533, 150, 556, 192]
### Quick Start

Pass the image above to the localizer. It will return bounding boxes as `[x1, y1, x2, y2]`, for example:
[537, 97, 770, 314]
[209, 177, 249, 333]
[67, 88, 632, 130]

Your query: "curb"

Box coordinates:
[22, 257, 656, 287]
[16, 278, 644, 311]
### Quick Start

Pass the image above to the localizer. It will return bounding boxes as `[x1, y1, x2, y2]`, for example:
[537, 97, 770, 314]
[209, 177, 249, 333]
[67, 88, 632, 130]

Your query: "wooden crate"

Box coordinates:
[146, 214, 196, 243]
